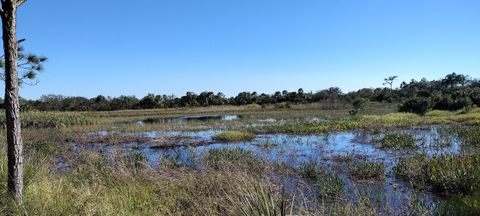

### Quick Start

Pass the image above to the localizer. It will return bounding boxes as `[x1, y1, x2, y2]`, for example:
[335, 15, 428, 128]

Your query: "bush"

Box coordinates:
[399, 97, 431, 115]
[273, 102, 291, 109]
[471, 88, 480, 106]
[349, 98, 369, 116]
[245, 103, 262, 110]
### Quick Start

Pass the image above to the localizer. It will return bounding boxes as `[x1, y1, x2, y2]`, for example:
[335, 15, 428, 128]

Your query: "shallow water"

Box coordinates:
[139, 114, 241, 124]
[72, 126, 470, 210]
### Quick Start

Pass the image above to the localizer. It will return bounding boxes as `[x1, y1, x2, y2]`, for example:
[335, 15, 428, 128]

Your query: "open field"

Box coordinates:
[1, 103, 480, 215]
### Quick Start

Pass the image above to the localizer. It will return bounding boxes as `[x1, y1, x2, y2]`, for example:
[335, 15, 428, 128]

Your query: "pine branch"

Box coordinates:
[17, 0, 27, 7]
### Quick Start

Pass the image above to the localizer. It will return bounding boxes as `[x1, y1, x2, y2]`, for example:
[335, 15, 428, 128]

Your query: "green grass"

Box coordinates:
[300, 160, 321, 180]
[0, 111, 96, 128]
[212, 131, 256, 142]
[315, 174, 345, 198]
[258, 108, 480, 135]
[351, 161, 385, 180]
[3, 104, 480, 214]
[203, 148, 264, 172]
[448, 126, 480, 147]
[394, 154, 480, 195]
[299, 160, 344, 198]
[374, 133, 417, 149]
[436, 195, 480, 216]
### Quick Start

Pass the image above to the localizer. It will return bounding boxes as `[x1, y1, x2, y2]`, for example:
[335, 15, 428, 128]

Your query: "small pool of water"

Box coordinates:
[138, 114, 241, 125]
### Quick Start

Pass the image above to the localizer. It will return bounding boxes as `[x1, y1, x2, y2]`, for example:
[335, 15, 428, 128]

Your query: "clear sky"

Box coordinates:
[9, 0, 480, 99]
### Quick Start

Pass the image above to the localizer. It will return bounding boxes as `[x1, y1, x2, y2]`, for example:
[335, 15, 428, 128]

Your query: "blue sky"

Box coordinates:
[10, 0, 480, 99]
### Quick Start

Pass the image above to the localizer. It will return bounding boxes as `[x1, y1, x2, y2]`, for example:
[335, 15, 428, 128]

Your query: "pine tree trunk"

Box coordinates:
[1, 0, 24, 205]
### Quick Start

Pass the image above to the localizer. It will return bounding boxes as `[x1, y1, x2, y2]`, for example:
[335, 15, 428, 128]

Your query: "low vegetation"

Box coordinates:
[1, 97, 479, 214]
[212, 131, 256, 142]
[19, 73, 480, 116]
[0, 111, 95, 128]
[394, 154, 480, 194]
[374, 133, 417, 149]
[259, 108, 480, 134]
[448, 125, 480, 146]
[351, 161, 385, 180]
[300, 160, 321, 180]
[299, 160, 345, 198]
[203, 148, 264, 172]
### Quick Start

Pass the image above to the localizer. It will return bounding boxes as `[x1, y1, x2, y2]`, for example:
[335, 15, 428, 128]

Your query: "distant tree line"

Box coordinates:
[1, 73, 478, 114]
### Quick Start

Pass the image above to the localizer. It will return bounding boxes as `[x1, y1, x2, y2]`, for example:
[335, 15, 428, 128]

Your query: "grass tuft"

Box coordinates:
[212, 131, 256, 142]
[374, 132, 417, 149]
[351, 161, 385, 180]
[394, 154, 480, 194]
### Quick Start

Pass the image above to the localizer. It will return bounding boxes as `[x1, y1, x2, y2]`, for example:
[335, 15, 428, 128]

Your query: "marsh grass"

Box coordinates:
[436, 194, 480, 216]
[351, 161, 385, 180]
[203, 148, 264, 173]
[374, 133, 418, 149]
[0, 111, 96, 128]
[449, 125, 480, 147]
[300, 160, 321, 180]
[432, 126, 456, 148]
[259, 108, 480, 135]
[0, 140, 446, 215]
[2, 105, 480, 214]
[212, 131, 256, 142]
[394, 154, 480, 195]
[332, 153, 355, 163]
[315, 174, 345, 198]
[299, 160, 345, 198]
[255, 138, 278, 148]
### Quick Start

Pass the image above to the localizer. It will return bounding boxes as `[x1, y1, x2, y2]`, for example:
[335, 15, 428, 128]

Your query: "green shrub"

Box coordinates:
[245, 103, 262, 110]
[399, 97, 432, 115]
[273, 102, 291, 109]
[212, 131, 256, 142]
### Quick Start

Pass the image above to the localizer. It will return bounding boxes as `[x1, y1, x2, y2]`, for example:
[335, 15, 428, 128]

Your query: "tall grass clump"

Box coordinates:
[315, 174, 344, 198]
[299, 160, 344, 198]
[449, 126, 480, 147]
[212, 131, 256, 142]
[394, 154, 480, 194]
[436, 195, 480, 216]
[351, 161, 385, 180]
[203, 148, 264, 173]
[0, 111, 96, 128]
[374, 132, 417, 149]
[300, 160, 321, 180]
[226, 177, 279, 216]
[245, 103, 262, 110]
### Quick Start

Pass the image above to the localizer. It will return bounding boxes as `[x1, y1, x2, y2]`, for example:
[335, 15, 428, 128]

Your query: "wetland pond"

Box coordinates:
[138, 114, 241, 124]
[71, 118, 475, 211]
